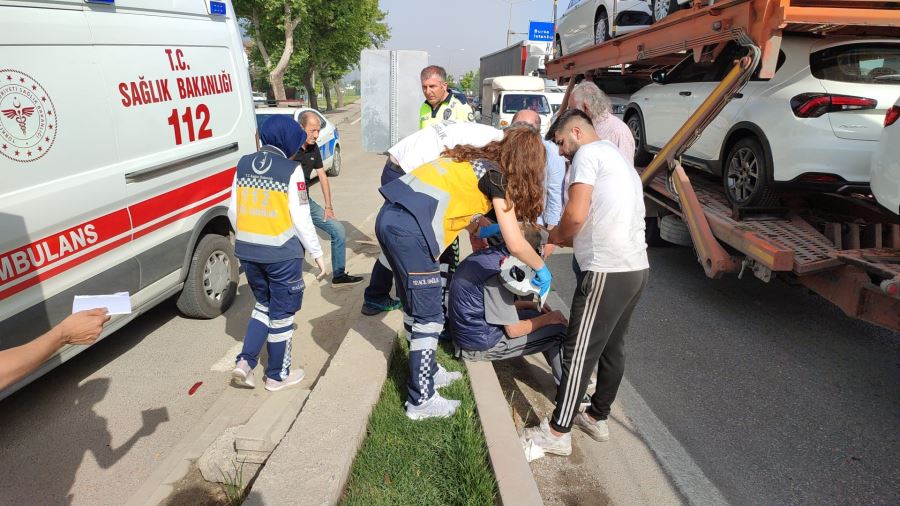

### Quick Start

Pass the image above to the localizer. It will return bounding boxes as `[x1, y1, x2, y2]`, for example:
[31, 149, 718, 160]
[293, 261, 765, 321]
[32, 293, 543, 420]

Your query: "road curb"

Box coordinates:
[245, 304, 401, 505]
[465, 359, 544, 506]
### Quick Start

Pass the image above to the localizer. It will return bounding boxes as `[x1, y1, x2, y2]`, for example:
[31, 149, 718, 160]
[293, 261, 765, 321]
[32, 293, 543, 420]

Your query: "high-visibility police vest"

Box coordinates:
[419, 91, 474, 129]
[233, 146, 303, 263]
[379, 157, 493, 260]
[448, 246, 508, 351]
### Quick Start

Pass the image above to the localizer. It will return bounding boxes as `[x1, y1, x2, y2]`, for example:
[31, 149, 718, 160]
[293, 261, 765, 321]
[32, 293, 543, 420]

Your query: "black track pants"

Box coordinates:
[550, 268, 649, 433]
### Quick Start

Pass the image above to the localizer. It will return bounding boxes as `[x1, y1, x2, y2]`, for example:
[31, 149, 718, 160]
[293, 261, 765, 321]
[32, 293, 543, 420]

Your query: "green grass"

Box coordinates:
[341, 337, 497, 506]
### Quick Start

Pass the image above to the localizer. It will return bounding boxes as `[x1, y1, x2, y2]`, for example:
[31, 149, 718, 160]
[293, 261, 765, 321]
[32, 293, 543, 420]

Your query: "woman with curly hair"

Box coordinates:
[376, 125, 552, 420]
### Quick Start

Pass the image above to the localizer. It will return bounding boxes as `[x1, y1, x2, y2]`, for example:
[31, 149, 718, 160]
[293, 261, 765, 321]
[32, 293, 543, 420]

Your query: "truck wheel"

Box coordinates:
[645, 217, 671, 247]
[659, 214, 693, 247]
[626, 113, 654, 167]
[326, 145, 341, 177]
[723, 137, 777, 207]
[652, 0, 678, 22]
[594, 10, 610, 44]
[177, 234, 238, 319]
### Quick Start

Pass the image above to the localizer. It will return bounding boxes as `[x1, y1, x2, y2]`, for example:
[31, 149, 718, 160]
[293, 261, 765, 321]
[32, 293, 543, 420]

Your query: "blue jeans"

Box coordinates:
[237, 259, 304, 381]
[309, 198, 347, 278]
[375, 202, 443, 406]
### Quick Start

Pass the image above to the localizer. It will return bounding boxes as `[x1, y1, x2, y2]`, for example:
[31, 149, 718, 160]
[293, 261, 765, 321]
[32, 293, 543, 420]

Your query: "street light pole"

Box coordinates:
[500, 0, 531, 47]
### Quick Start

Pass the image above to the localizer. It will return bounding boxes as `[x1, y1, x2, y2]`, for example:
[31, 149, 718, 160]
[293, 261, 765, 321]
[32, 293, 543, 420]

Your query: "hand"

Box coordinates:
[549, 310, 568, 327]
[58, 308, 110, 345]
[540, 303, 552, 314]
[324, 208, 335, 221]
[542, 243, 556, 258]
[469, 232, 489, 252]
[314, 257, 327, 281]
[531, 264, 552, 299]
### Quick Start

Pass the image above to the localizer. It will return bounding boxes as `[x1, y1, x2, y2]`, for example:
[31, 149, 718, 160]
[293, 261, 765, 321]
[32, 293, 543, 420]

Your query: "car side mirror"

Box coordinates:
[492, 103, 499, 114]
[651, 70, 667, 84]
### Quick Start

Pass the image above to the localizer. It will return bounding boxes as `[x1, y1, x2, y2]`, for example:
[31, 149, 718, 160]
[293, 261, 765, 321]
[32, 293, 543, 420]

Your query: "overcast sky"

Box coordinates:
[377, 0, 557, 77]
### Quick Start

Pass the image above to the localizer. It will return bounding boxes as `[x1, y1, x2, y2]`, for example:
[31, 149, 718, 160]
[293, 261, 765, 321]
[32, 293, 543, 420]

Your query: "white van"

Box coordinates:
[480, 76, 552, 137]
[0, 0, 256, 399]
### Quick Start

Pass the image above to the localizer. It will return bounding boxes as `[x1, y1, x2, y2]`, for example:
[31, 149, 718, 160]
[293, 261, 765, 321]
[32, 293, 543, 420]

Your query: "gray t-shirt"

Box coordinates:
[483, 276, 519, 328]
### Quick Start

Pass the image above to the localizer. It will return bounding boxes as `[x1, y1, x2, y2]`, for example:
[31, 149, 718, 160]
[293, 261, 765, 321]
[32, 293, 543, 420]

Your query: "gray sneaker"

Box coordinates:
[573, 411, 609, 442]
[521, 418, 572, 456]
[264, 369, 305, 392]
[405, 392, 461, 420]
[434, 364, 463, 389]
[231, 359, 255, 388]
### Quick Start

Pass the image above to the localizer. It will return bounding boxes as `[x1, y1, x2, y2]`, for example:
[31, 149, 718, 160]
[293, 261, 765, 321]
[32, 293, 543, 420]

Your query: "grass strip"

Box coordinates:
[341, 337, 497, 506]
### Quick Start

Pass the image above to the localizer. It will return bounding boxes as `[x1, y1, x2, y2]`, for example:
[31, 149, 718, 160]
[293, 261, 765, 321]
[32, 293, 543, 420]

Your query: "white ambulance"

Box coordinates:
[0, 0, 257, 399]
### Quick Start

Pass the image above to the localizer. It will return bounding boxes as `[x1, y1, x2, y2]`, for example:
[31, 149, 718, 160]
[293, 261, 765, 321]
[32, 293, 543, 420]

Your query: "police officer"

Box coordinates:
[228, 115, 326, 392]
[419, 65, 475, 128]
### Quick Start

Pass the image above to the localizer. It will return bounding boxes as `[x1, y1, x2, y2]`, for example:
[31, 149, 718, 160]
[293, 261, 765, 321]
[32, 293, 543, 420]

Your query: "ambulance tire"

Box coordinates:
[177, 233, 239, 319]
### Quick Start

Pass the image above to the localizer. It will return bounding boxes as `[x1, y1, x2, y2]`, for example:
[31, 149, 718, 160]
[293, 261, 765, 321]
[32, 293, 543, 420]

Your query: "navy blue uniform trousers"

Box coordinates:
[375, 202, 444, 406]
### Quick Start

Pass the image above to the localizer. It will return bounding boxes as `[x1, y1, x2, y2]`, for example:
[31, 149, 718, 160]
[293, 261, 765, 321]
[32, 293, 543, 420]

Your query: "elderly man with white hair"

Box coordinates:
[570, 81, 635, 166]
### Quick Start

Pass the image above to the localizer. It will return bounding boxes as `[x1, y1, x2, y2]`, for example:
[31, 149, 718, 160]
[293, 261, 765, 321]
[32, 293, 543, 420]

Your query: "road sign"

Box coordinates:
[528, 21, 554, 42]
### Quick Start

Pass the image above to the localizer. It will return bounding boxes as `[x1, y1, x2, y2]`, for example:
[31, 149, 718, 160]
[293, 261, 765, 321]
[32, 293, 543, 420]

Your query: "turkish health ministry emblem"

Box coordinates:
[0, 69, 58, 163]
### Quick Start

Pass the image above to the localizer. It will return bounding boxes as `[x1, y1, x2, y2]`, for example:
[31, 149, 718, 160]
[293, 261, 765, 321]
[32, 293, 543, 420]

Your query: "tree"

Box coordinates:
[294, 0, 388, 110]
[459, 69, 479, 95]
[235, 0, 306, 101]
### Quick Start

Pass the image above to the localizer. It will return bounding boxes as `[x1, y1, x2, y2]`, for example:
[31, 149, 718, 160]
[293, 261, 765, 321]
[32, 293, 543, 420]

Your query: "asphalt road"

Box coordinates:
[545, 245, 900, 505]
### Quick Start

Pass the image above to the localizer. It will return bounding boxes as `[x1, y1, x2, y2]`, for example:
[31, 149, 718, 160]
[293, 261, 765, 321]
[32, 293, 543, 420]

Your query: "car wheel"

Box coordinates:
[652, 0, 678, 23]
[723, 137, 777, 207]
[553, 37, 563, 59]
[626, 113, 654, 167]
[176, 234, 238, 319]
[594, 10, 610, 44]
[326, 145, 341, 177]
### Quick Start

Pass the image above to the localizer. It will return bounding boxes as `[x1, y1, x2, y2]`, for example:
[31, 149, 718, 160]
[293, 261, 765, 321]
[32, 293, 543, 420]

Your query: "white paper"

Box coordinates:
[521, 437, 546, 463]
[72, 292, 132, 315]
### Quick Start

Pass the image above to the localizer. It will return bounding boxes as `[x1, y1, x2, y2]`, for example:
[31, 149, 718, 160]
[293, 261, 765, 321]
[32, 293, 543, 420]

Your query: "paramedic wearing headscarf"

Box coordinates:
[227, 116, 325, 392]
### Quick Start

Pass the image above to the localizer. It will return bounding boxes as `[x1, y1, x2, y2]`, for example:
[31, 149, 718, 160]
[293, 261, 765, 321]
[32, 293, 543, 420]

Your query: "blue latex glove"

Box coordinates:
[477, 223, 501, 239]
[532, 264, 552, 299]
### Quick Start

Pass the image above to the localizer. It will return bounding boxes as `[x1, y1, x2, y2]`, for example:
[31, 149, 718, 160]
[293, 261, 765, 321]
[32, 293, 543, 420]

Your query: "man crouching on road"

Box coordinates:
[449, 225, 568, 383]
[227, 115, 326, 392]
[522, 109, 649, 456]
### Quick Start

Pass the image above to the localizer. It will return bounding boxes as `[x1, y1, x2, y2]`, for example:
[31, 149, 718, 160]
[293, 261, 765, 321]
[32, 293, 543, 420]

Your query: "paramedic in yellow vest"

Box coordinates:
[375, 126, 553, 420]
[419, 65, 475, 335]
[227, 115, 326, 392]
[419, 65, 475, 128]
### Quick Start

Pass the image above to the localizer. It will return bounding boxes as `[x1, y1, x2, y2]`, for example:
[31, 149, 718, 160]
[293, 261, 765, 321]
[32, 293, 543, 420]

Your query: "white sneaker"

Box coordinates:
[573, 411, 609, 442]
[434, 364, 463, 389]
[405, 392, 461, 420]
[231, 359, 255, 388]
[521, 418, 572, 456]
[264, 368, 305, 392]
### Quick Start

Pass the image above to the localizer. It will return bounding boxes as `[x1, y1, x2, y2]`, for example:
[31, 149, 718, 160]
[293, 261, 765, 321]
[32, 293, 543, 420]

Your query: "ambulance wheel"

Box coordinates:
[326, 145, 341, 177]
[177, 234, 238, 319]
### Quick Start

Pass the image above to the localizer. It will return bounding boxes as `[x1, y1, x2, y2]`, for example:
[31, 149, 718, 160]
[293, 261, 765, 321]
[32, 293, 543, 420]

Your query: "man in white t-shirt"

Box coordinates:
[362, 121, 504, 316]
[522, 108, 649, 457]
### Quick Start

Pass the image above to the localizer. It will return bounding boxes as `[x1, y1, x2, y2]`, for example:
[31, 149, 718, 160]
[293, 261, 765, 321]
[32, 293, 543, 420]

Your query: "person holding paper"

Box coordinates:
[227, 115, 325, 392]
[0, 309, 110, 390]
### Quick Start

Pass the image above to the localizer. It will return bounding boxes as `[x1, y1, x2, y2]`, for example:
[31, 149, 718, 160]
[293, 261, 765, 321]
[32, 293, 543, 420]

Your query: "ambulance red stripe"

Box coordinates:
[0, 167, 236, 302]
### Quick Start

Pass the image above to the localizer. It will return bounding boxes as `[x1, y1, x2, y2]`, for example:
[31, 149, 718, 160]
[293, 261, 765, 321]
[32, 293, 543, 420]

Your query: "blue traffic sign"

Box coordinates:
[528, 21, 554, 42]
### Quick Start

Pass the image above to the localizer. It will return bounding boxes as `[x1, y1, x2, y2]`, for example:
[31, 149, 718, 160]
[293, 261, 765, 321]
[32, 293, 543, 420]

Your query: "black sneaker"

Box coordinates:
[332, 273, 363, 286]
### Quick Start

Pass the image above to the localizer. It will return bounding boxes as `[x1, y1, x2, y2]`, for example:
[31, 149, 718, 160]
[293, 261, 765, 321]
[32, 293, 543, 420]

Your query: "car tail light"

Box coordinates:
[884, 105, 900, 127]
[790, 93, 877, 118]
